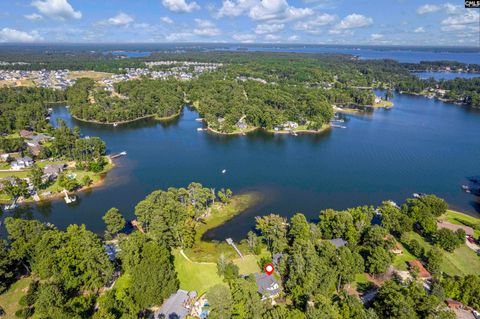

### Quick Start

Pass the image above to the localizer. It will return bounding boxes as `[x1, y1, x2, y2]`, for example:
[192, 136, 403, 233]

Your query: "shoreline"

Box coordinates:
[70, 109, 182, 126]
[1, 157, 115, 205]
[205, 123, 331, 136]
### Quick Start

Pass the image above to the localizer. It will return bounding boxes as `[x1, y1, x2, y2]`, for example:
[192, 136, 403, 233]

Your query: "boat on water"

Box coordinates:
[291, 132, 298, 136]
[195, 118, 204, 122]
[197, 128, 204, 131]
[331, 124, 347, 129]
[413, 192, 427, 198]
[222, 169, 227, 174]
[113, 123, 118, 127]
[4, 203, 18, 210]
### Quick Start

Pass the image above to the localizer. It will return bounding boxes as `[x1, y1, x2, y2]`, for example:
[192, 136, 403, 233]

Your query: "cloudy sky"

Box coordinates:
[0, 0, 478, 46]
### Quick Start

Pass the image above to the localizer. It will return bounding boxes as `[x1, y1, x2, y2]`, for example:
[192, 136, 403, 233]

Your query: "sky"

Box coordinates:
[0, 0, 479, 46]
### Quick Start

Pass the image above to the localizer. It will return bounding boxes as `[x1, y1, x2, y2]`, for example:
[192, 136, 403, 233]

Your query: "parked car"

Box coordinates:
[472, 310, 480, 319]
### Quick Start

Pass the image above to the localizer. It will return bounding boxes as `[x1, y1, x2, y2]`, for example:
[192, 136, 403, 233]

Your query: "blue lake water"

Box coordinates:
[2, 91, 480, 240]
[413, 72, 480, 80]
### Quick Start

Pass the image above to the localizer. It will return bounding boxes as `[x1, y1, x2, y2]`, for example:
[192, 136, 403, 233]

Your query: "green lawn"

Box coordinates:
[0, 277, 32, 319]
[440, 210, 480, 240]
[173, 250, 224, 295]
[393, 242, 417, 271]
[401, 231, 480, 276]
[183, 192, 261, 263]
[233, 255, 261, 275]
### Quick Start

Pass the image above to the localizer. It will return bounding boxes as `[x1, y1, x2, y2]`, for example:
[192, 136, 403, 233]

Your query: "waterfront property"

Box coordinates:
[255, 273, 281, 301]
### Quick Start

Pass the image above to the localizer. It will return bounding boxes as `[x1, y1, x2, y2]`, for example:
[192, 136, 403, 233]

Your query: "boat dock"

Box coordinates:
[110, 151, 127, 159]
[226, 238, 244, 259]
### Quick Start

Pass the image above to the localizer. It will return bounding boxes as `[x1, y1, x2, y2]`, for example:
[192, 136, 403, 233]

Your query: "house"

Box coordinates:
[284, 121, 299, 129]
[236, 119, 248, 129]
[437, 220, 474, 237]
[445, 299, 463, 309]
[28, 145, 42, 157]
[390, 242, 403, 255]
[0, 153, 10, 162]
[155, 289, 196, 319]
[254, 273, 281, 300]
[19, 130, 33, 138]
[329, 238, 347, 248]
[28, 134, 53, 144]
[11, 157, 34, 170]
[408, 260, 431, 280]
[43, 164, 65, 179]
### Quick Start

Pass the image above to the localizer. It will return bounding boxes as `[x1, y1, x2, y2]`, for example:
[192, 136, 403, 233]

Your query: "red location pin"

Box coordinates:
[264, 263, 274, 276]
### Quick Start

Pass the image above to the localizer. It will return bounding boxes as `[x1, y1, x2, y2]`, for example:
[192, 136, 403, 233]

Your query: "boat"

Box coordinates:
[4, 203, 18, 210]
[195, 118, 204, 122]
[113, 123, 118, 127]
[197, 128, 204, 131]
[331, 124, 347, 129]
[63, 189, 77, 204]
[222, 169, 227, 174]
[413, 192, 427, 198]
[291, 132, 298, 136]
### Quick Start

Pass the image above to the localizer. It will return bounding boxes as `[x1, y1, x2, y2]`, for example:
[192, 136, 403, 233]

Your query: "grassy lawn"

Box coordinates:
[183, 192, 261, 263]
[393, 246, 417, 271]
[440, 210, 480, 239]
[401, 231, 480, 276]
[67, 71, 112, 81]
[233, 255, 261, 275]
[0, 277, 32, 319]
[173, 250, 224, 295]
[373, 100, 394, 108]
[0, 171, 29, 179]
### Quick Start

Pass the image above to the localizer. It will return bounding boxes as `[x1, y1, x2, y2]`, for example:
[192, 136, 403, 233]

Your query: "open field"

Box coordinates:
[401, 231, 480, 276]
[373, 100, 394, 108]
[440, 210, 480, 239]
[0, 277, 32, 319]
[66, 71, 112, 81]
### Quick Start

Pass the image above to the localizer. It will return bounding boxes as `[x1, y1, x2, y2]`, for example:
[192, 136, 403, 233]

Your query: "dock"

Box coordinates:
[226, 238, 244, 259]
[110, 151, 127, 159]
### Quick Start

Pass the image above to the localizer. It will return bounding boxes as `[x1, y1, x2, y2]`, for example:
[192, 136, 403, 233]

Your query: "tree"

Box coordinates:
[0, 240, 15, 293]
[255, 214, 288, 253]
[82, 175, 93, 187]
[432, 228, 464, 252]
[425, 247, 443, 277]
[34, 283, 71, 319]
[130, 241, 178, 310]
[246, 231, 261, 255]
[231, 276, 265, 319]
[365, 246, 392, 275]
[29, 164, 44, 190]
[378, 202, 413, 236]
[103, 208, 126, 236]
[207, 284, 233, 319]
[1, 177, 29, 199]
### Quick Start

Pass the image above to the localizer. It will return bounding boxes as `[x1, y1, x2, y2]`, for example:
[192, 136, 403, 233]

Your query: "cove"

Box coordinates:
[1, 92, 480, 241]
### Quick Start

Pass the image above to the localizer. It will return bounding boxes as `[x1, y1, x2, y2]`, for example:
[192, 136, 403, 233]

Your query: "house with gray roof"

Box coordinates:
[156, 289, 197, 319]
[11, 157, 33, 170]
[329, 238, 347, 248]
[254, 273, 281, 300]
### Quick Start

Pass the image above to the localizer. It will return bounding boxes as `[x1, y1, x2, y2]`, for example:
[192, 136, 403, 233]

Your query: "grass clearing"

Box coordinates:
[401, 231, 480, 276]
[393, 242, 417, 271]
[67, 71, 112, 81]
[233, 255, 260, 275]
[173, 250, 224, 295]
[0, 277, 32, 319]
[440, 210, 480, 239]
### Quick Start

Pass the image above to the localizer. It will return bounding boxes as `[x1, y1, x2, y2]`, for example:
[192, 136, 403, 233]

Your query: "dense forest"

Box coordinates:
[1, 184, 479, 318]
[66, 78, 185, 123]
[0, 87, 65, 135]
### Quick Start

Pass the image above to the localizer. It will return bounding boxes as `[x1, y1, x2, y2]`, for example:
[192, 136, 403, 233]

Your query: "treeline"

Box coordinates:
[0, 182, 233, 318]
[0, 87, 65, 135]
[404, 61, 480, 73]
[66, 78, 184, 123]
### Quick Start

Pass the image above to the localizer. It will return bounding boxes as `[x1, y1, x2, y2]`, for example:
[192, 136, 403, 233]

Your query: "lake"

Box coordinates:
[2, 91, 480, 241]
[413, 72, 480, 80]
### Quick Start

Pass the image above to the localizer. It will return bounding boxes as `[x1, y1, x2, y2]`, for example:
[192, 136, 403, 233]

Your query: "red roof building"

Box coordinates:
[408, 260, 431, 279]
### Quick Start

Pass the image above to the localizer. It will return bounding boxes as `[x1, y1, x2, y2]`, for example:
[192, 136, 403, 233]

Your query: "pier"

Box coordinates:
[226, 238, 244, 259]
[110, 151, 127, 159]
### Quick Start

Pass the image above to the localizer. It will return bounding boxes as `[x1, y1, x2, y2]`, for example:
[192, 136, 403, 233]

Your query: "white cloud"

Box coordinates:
[416, 4, 441, 15]
[294, 13, 337, 33]
[232, 33, 256, 43]
[255, 23, 284, 34]
[370, 33, 383, 40]
[165, 32, 193, 41]
[31, 0, 81, 20]
[414, 27, 425, 33]
[249, 0, 313, 22]
[264, 33, 280, 42]
[442, 11, 479, 26]
[330, 14, 373, 34]
[444, 3, 462, 14]
[162, 0, 200, 13]
[24, 13, 43, 21]
[102, 13, 134, 26]
[193, 19, 221, 36]
[161, 16, 173, 24]
[0, 28, 43, 42]
[287, 35, 299, 41]
[218, 0, 256, 17]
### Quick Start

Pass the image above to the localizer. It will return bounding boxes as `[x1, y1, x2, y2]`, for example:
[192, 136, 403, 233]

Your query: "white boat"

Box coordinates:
[4, 203, 18, 210]
[195, 118, 204, 122]
[113, 123, 118, 127]
[197, 128, 204, 131]
[291, 132, 298, 136]
[222, 169, 227, 174]
[63, 189, 77, 204]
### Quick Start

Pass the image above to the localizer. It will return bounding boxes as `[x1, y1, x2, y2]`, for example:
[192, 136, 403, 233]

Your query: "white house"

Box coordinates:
[11, 157, 34, 170]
